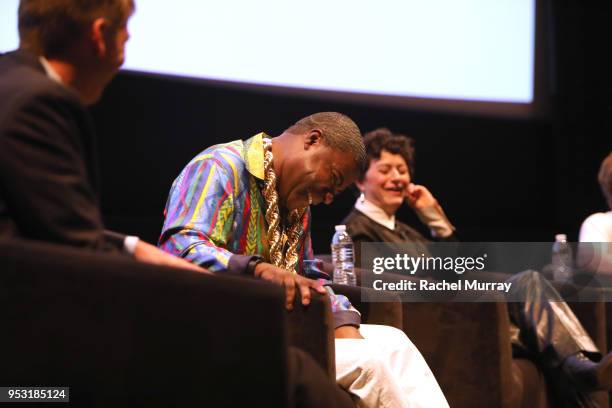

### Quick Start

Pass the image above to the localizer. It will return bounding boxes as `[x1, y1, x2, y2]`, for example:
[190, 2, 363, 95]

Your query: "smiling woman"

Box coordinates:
[342, 128, 457, 266]
[356, 134, 415, 217]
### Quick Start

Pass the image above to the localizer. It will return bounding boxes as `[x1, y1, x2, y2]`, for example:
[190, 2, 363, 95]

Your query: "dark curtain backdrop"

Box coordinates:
[91, 1, 611, 255]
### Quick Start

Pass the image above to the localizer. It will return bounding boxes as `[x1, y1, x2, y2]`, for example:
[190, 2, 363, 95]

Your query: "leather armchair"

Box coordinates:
[0, 239, 289, 407]
[0, 239, 403, 407]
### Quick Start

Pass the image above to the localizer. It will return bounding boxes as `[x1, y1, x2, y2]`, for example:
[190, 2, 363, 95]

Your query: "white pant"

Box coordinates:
[335, 324, 449, 408]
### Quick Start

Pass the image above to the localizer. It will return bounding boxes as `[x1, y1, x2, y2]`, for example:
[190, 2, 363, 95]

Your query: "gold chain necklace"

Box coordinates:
[262, 138, 307, 272]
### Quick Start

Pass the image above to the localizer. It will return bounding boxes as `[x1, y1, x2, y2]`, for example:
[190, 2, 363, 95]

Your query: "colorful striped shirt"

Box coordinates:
[159, 133, 360, 328]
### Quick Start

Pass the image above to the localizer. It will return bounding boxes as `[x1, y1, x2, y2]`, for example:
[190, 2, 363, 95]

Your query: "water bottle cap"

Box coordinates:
[555, 233, 567, 242]
[335, 225, 346, 232]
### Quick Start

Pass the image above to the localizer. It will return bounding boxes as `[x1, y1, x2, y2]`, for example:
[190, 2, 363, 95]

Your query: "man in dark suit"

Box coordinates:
[0, 0, 202, 270]
[0, 2, 352, 407]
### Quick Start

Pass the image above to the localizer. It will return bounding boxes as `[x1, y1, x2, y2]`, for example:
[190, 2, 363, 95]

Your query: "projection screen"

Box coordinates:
[0, 0, 545, 117]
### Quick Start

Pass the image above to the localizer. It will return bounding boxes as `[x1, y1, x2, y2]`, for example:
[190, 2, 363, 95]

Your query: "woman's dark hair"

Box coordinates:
[360, 127, 415, 180]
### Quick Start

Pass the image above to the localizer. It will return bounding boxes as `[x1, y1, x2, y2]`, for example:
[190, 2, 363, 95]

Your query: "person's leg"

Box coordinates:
[335, 324, 448, 408]
[506, 270, 599, 366]
[506, 270, 610, 406]
[287, 346, 355, 408]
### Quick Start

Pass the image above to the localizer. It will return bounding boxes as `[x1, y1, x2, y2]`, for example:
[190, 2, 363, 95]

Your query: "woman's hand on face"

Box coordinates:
[405, 183, 455, 238]
[405, 183, 437, 211]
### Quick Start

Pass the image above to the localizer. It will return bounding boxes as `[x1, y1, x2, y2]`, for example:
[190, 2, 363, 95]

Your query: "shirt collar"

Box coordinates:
[355, 197, 396, 230]
[38, 56, 63, 84]
[244, 132, 268, 180]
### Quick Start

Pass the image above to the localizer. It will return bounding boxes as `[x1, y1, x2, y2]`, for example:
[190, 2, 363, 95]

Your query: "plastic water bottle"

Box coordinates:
[331, 225, 356, 286]
[552, 233, 573, 282]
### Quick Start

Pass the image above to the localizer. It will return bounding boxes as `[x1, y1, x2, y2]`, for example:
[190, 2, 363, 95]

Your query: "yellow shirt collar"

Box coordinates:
[244, 132, 268, 180]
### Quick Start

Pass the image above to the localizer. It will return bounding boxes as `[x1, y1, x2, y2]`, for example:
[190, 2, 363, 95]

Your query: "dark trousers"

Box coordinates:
[507, 270, 601, 407]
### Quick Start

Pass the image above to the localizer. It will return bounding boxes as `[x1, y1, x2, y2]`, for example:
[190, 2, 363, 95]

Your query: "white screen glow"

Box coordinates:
[0, 0, 535, 104]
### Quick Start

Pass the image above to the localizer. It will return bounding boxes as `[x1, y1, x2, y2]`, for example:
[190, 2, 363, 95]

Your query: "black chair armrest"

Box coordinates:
[286, 291, 336, 379]
[0, 239, 288, 407]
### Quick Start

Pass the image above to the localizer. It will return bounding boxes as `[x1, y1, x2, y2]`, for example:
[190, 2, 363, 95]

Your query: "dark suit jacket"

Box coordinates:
[0, 50, 124, 252]
[341, 208, 459, 270]
[341, 208, 430, 267]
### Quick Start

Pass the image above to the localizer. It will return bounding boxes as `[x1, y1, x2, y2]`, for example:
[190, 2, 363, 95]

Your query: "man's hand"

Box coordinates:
[253, 262, 327, 310]
[134, 241, 209, 273]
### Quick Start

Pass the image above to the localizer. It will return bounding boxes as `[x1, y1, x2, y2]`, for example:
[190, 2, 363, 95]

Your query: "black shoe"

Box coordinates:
[562, 352, 612, 391]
